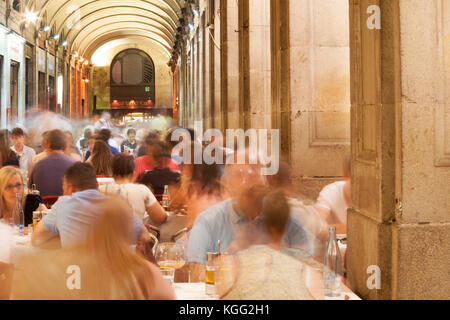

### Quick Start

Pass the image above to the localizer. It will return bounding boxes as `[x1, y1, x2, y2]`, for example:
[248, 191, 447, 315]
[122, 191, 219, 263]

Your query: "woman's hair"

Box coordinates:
[90, 140, 114, 176]
[12, 197, 155, 299]
[0, 166, 24, 219]
[0, 130, 15, 165]
[82, 197, 154, 298]
[112, 154, 135, 178]
[189, 149, 221, 197]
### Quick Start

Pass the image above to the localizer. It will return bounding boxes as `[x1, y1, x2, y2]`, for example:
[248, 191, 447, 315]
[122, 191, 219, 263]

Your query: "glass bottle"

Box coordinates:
[323, 227, 342, 298]
[161, 185, 170, 211]
[12, 193, 24, 235]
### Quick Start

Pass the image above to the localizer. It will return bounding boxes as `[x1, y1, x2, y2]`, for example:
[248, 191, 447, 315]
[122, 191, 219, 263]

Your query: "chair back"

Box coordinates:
[42, 196, 59, 209]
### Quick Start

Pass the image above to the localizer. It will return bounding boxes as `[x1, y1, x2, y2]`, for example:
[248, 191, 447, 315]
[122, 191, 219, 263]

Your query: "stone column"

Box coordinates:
[289, 0, 351, 198]
[225, 0, 239, 130]
[213, 0, 222, 129]
[348, 0, 450, 300]
[248, 0, 271, 130]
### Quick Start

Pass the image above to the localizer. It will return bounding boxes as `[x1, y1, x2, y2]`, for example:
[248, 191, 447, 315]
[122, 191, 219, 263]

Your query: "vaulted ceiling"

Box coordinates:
[26, 0, 188, 60]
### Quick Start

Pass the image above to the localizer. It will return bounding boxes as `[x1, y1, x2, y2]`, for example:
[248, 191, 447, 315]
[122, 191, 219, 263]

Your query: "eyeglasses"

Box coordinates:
[5, 183, 24, 191]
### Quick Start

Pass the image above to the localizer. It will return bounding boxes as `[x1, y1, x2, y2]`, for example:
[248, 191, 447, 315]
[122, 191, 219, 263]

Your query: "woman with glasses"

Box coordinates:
[0, 166, 25, 224]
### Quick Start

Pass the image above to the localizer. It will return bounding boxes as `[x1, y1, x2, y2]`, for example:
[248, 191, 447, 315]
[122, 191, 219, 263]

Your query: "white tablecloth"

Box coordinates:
[174, 282, 360, 300]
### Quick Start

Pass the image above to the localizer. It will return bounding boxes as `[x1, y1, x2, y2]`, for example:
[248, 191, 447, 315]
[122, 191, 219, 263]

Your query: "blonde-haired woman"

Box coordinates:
[12, 196, 175, 300]
[0, 166, 25, 224]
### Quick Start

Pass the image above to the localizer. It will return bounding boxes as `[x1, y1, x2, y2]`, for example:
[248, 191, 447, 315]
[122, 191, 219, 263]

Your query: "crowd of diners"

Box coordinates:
[0, 113, 350, 300]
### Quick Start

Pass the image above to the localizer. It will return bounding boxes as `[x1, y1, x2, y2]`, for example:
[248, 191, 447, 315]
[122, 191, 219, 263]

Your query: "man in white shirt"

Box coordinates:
[11, 128, 36, 172]
[315, 159, 351, 234]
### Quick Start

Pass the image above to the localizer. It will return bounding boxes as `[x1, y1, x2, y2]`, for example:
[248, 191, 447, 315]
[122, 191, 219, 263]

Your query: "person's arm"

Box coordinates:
[146, 202, 167, 225]
[31, 220, 60, 249]
[144, 187, 167, 224]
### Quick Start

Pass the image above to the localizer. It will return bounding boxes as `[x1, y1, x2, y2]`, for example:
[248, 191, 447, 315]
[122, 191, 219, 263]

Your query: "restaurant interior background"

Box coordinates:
[0, 0, 448, 299]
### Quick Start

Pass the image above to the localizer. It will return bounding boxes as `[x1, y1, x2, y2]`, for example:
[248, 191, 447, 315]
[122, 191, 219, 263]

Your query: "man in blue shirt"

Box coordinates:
[186, 159, 313, 281]
[32, 162, 145, 249]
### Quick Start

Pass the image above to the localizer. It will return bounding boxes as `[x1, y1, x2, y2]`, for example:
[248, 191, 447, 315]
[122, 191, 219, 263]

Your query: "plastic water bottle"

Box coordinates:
[12, 193, 24, 235]
[323, 227, 342, 299]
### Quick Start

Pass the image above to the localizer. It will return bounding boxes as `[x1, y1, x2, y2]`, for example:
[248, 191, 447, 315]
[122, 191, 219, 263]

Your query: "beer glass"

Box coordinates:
[205, 252, 219, 296]
[155, 242, 186, 285]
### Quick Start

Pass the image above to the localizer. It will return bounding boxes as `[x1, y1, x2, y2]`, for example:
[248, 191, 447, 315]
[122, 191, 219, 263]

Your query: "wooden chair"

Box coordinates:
[42, 196, 59, 209]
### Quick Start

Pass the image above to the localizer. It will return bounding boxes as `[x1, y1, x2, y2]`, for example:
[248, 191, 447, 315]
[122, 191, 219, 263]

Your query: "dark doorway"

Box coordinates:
[38, 72, 46, 110]
[10, 61, 19, 120]
[48, 75, 56, 111]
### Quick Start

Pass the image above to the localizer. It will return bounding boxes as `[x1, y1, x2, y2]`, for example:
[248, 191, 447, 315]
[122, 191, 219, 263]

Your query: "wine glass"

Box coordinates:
[155, 242, 186, 286]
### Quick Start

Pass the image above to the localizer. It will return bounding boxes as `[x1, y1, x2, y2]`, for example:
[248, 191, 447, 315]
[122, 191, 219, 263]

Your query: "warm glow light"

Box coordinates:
[57, 75, 63, 106]
[74, 52, 79, 57]
[83, 60, 89, 65]
[25, 11, 38, 23]
[79, 57, 85, 63]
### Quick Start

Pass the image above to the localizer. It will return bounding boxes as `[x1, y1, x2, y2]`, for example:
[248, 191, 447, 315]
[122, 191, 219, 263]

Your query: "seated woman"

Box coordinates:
[12, 197, 176, 300]
[220, 190, 315, 300]
[87, 140, 114, 177]
[99, 154, 167, 225]
[0, 166, 25, 224]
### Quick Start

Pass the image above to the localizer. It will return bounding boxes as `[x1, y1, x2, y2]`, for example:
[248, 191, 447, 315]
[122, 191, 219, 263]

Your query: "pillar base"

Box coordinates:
[348, 209, 450, 300]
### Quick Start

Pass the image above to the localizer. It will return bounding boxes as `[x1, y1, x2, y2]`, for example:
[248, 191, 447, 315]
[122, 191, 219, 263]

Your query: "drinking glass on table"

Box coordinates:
[155, 242, 186, 286]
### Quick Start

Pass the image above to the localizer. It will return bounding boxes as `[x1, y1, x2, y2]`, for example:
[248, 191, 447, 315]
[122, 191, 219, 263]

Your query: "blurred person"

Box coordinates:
[267, 160, 329, 258]
[221, 190, 314, 300]
[32, 162, 147, 249]
[87, 140, 114, 177]
[170, 149, 223, 227]
[133, 137, 180, 182]
[135, 130, 160, 158]
[186, 151, 313, 281]
[99, 154, 167, 225]
[28, 130, 76, 197]
[121, 128, 138, 154]
[13, 196, 175, 300]
[76, 128, 93, 151]
[315, 158, 351, 234]
[0, 220, 13, 263]
[83, 129, 119, 161]
[0, 130, 19, 168]
[94, 111, 112, 130]
[29, 131, 51, 172]
[11, 128, 36, 172]
[64, 131, 83, 162]
[0, 167, 25, 224]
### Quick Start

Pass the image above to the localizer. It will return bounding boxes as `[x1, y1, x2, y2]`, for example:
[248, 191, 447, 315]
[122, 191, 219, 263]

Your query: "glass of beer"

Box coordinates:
[205, 252, 219, 296]
[32, 211, 42, 230]
[155, 242, 186, 286]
